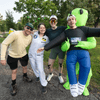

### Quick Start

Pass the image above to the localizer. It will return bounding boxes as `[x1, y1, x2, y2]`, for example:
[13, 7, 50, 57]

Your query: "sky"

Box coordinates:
[0, 0, 25, 23]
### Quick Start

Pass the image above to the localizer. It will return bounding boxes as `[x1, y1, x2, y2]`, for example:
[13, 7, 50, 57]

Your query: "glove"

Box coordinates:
[61, 38, 70, 52]
[75, 37, 96, 49]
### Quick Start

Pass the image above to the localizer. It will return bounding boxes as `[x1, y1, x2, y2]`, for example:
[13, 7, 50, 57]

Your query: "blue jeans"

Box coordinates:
[66, 50, 91, 85]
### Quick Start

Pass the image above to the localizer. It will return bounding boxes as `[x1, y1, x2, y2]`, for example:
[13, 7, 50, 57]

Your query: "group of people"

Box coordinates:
[37, 9, 100, 97]
[0, 15, 66, 96]
[1, 8, 100, 98]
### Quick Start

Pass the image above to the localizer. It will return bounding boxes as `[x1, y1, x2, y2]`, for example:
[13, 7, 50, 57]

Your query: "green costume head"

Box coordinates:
[67, 8, 88, 29]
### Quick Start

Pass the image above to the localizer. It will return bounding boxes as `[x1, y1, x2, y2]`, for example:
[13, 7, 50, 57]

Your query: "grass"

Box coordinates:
[0, 33, 100, 90]
[88, 37, 100, 89]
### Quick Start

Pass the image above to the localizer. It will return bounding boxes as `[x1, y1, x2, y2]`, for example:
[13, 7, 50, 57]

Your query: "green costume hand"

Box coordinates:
[75, 37, 96, 49]
[61, 38, 70, 52]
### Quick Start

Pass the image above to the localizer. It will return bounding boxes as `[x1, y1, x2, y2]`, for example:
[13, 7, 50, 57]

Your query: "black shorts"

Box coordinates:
[7, 54, 29, 70]
[49, 46, 65, 59]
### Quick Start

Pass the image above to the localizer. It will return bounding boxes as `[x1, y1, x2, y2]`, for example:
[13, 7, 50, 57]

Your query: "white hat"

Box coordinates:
[67, 15, 76, 21]
[50, 15, 58, 20]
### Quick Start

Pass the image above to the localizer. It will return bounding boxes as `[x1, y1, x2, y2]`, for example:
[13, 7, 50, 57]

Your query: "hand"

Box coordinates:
[75, 41, 87, 48]
[61, 38, 70, 52]
[37, 47, 44, 53]
[0, 60, 6, 65]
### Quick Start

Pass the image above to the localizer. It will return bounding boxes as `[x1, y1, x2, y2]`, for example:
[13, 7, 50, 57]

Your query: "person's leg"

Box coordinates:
[20, 54, 32, 82]
[58, 58, 64, 75]
[78, 50, 91, 95]
[47, 58, 55, 81]
[64, 53, 91, 96]
[48, 58, 55, 73]
[10, 69, 18, 96]
[7, 55, 18, 96]
[48, 48, 58, 72]
[36, 55, 47, 94]
[58, 49, 66, 83]
[83, 68, 92, 96]
[29, 54, 39, 81]
[66, 50, 78, 97]
[11, 69, 17, 84]
[58, 58, 64, 83]
[63, 62, 79, 89]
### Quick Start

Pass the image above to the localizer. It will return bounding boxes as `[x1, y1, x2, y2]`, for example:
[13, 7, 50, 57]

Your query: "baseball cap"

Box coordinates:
[25, 23, 34, 29]
[67, 14, 76, 21]
[50, 15, 58, 20]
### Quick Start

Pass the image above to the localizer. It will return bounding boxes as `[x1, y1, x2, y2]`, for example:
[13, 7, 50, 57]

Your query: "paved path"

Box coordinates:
[0, 44, 100, 100]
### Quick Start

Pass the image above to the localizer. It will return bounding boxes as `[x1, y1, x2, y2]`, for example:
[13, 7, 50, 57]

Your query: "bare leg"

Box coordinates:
[22, 66, 27, 73]
[22, 66, 32, 82]
[47, 58, 55, 81]
[12, 69, 17, 80]
[58, 58, 64, 74]
[48, 58, 55, 73]
[58, 58, 64, 83]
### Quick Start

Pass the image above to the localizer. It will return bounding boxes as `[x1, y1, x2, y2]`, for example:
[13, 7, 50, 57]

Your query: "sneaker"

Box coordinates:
[10, 84, 17, 96]
[58, 76, 64, 84]
[36, 77, 39, 82]
[47, 73, 54, 82]
[23, 76, 32, 82]
[42, 86, 47, 94]
[70, 84, 78, 97]
[78, 82, 85, 95]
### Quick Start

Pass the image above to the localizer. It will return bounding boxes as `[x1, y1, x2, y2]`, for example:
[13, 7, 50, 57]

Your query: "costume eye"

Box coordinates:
[80, 9, 83, 14]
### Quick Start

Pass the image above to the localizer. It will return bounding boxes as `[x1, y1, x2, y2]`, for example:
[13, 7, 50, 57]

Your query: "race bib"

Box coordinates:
[71, 37, 81, 45]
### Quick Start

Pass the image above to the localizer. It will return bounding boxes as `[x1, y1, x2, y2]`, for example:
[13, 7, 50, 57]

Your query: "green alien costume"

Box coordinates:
[62, 8, 96, 96]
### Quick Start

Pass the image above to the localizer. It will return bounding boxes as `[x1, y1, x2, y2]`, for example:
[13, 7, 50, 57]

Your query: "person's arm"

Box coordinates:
[81, 26, 100, 37]
[37, 31, 66, 53]
[61, 38, 70, 52]
[75, 37, 96, 49]
[1, 32, 17, 61]
[44, 31, 66, 51]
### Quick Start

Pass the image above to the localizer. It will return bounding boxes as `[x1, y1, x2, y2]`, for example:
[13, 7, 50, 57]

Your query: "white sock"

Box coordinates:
[70, 84, 78, 97]
[78, 82, 85, 95]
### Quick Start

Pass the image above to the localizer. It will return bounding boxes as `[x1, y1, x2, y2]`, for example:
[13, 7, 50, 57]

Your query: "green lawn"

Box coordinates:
[0, 34, 100, 90]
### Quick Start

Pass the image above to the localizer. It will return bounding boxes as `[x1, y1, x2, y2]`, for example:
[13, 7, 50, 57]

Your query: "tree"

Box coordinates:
[0, 20, 7, 32]
[16, 21, 24, 30]
[0, 13, 3, 21]
[88, 0, 100, 27]
[52, 0, 100, 26]
[13, 0, 57, 29]
[0, 13, 7, 32]
[14, 0, 100, 27]
[5, 10, 15, 31]
[52, 0, 97, 26]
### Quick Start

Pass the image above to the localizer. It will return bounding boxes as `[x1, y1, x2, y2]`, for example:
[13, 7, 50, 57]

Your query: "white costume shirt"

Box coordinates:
[29, 31, 49, 56]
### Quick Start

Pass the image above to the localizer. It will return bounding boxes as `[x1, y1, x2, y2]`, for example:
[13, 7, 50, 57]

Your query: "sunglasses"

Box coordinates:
[26, 27, 33, 31]
[50, 20, 57, 24]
